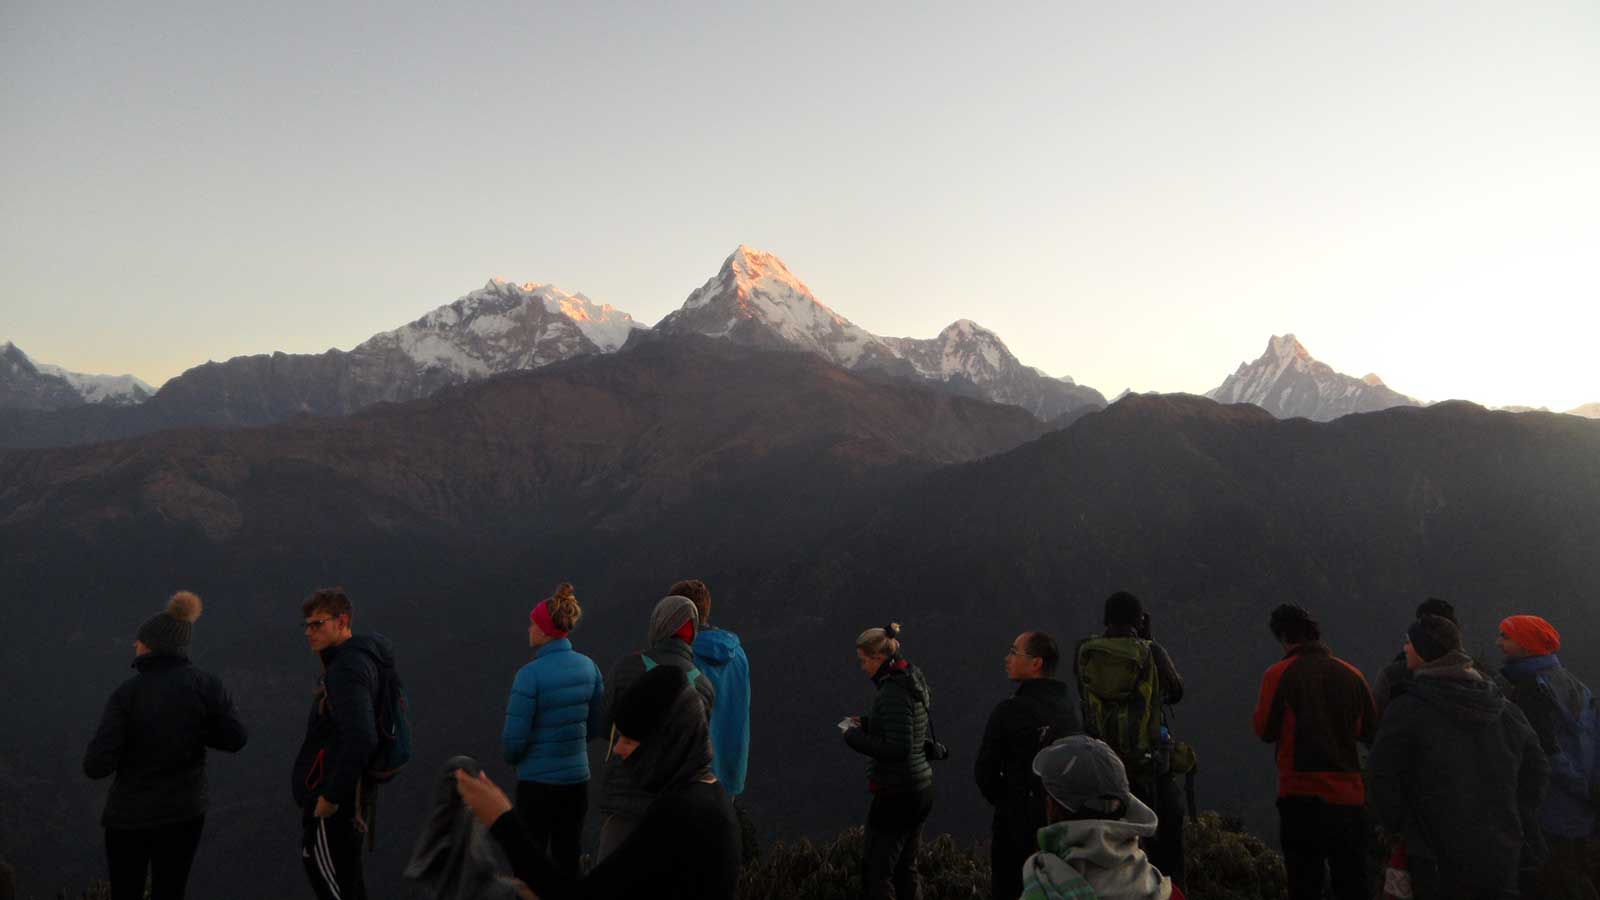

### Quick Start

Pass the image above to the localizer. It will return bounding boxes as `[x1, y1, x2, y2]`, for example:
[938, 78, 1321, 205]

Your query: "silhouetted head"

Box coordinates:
[1006, 631, 1060, 681]
[1416, 597, 1456, 624]
[1406, 614, 1462, 669]
[856, 623, 902, 677]
[668, 579, 711, 626]
[1103, 591, 1143, 628]
[1269, 603, 1320, 646]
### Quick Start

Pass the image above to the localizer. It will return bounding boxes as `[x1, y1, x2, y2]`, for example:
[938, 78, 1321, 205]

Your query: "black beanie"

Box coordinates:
[137, 592, 203, 655]
[614, 664, 690, 742]
[1104, 591, 1143, 627]
[1408, 614, 1462, 662]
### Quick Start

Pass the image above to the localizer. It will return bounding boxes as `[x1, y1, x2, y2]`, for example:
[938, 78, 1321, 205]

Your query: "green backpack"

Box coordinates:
[1076, 636, 1165, 780]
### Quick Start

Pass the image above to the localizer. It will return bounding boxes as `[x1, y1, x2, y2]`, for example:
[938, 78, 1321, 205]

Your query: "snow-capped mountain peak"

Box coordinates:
[0, 341, 154, 409]
[358, 278, 646, 379]
[664, 246, 883, 366]
[1207, 334, 1420, 422]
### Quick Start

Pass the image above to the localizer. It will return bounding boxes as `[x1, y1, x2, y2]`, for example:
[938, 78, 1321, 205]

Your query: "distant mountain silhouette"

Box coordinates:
[4, 343, 1596, 899]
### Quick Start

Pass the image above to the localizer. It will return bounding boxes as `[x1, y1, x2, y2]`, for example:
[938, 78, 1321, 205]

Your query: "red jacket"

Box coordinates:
[1253, 641, 1377, 806]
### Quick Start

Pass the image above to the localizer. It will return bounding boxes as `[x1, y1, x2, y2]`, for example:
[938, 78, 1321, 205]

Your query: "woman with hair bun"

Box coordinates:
[501, 583, 605, 878]
[842, 622, 937, 900]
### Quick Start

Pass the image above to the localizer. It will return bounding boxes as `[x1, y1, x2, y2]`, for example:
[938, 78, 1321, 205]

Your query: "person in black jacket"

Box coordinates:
[290, 587, 393, 900]
[1369, 614, 1550, 900]
[843, 623, 935, 900]
[457, 664, 742, 900]
[1372, 597, 1458, 721]
[83, 591, 247, 900]
[975, 630, 1081, 900]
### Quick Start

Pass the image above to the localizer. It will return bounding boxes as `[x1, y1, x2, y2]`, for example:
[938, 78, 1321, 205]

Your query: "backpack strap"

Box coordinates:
[642, 653, 701, 687]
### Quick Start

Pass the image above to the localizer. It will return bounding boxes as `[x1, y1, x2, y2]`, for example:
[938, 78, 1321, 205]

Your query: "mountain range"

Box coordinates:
[2, 333, 1597, 899]
[20, 245, 1581, 450]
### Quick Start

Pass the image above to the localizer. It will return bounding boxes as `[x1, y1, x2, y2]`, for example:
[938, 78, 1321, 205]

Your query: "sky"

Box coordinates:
[3, 1, 1597, 410]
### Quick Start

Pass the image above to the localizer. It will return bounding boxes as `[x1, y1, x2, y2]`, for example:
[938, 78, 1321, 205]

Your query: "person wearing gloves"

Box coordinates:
[1021, 734, 1184, 900]
[843, 623, 936, 900]
[593, 594, 716, 859]
[83, 591, 248, 900]
[457, 664, 741, 900]
[501, 583, 605, 878]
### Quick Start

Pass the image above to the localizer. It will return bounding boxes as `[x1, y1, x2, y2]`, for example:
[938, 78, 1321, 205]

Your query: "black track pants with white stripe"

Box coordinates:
[301, 811, 367, 900]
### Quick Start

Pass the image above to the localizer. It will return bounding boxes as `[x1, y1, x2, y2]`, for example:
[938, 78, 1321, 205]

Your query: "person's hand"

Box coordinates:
[510, 878, 537, 900]
[313, 797, 339, 818]
[454, 768, 513, 828]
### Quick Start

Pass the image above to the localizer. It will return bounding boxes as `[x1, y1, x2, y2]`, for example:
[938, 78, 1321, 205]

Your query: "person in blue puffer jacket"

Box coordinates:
[501, 583, 605, 878]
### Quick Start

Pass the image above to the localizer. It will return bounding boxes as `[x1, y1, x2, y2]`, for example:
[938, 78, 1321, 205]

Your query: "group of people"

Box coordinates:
[1251, 598, 1600, 900]
[74, 580, 1597, 900]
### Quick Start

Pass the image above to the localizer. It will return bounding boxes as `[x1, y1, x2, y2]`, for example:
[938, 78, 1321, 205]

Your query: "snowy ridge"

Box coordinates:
[656, 246, 1105, 419]
[34, 362, 154, 405]
[1206, 334, 1421, 421]
[357, 278, 645, 379]
[1566, 403, 1600, 419]
[0, 340, 153, 408]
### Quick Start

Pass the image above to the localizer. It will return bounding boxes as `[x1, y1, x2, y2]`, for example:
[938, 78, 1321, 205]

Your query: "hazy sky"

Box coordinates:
[4, 2, 1597, 410]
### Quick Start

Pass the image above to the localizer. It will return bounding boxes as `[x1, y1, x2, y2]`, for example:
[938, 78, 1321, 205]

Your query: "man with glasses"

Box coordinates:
[291, 587, 396, 900]
[975, 631, 1080, 900]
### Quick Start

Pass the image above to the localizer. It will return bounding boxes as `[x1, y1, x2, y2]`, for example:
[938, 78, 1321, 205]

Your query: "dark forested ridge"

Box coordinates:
[2, 338, 1596, 898]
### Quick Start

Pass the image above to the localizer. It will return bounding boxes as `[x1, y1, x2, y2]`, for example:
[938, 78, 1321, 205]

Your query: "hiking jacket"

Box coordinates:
[290, 634, 392, 809]
[1369, 653, 1549, 891]
[1021, 794, 1178, 900]
[83, 652, 248, 828]
[1373, 653, 1411, 722]
[502, 639, 605, 785]
[596, 636, 715, 819]
[845, 657, 934, 795]
[1502, 654, 1597, 838]
[975, 677, 1082, 845]
[1252, 640, 1376, 805]
[693, 626, 751, 796]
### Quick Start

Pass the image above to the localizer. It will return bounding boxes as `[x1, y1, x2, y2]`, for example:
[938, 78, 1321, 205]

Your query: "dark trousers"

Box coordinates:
[990, 819, 1034, 900]
[105, 816, 205, 900]
[1539, 835, 1600, 900]
[301, 810, 367, 900]
[863, 787, 934, 900]
[1277, 796, 1366, 900]
[1134, 772, 1187, 888]
[1409, 855, 1517, 900]
[515, 780, 588, 879]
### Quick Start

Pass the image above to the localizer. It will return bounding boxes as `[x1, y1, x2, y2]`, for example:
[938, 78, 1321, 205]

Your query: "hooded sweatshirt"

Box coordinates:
[403, 756, 525, 900]
[1021, 794, 1175, 900]
[491, 687, 740, 900]
[597, 597, 716, 819]
[693, 626, 751, 796]
[1369, 651, 1549, 891]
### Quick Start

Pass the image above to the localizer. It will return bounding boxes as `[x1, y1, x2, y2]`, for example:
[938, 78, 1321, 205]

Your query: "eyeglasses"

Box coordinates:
[1006, 645, 1032, 658]
[303, 618, 332, 632]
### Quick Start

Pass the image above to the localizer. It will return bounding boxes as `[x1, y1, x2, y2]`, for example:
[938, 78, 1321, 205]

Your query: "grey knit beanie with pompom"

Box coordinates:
[137, 591, 203, 655]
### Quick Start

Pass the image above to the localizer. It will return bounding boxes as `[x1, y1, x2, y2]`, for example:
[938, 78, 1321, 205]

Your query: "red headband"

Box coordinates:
[531, 599, 569, 639]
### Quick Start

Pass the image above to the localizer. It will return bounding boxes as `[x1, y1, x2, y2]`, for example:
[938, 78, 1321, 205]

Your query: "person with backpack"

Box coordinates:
[83, 591, 248, 900]
[1372, 597, 1460, 721]
[1369, 614, 1549, 899]
[459, 664, 742, 900]
[1074, 591, 1187, 888]
[594, 594, 715, 860]
[976, 630, 1082, 900]
[291, 587, 399, 900]
[501, 583, 605, 879]
[1497, 614, 1599, 899]
[843, 623, 937, 900]
[1022, 735, 1185, 900]
[1252, 604, 1376, 900]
